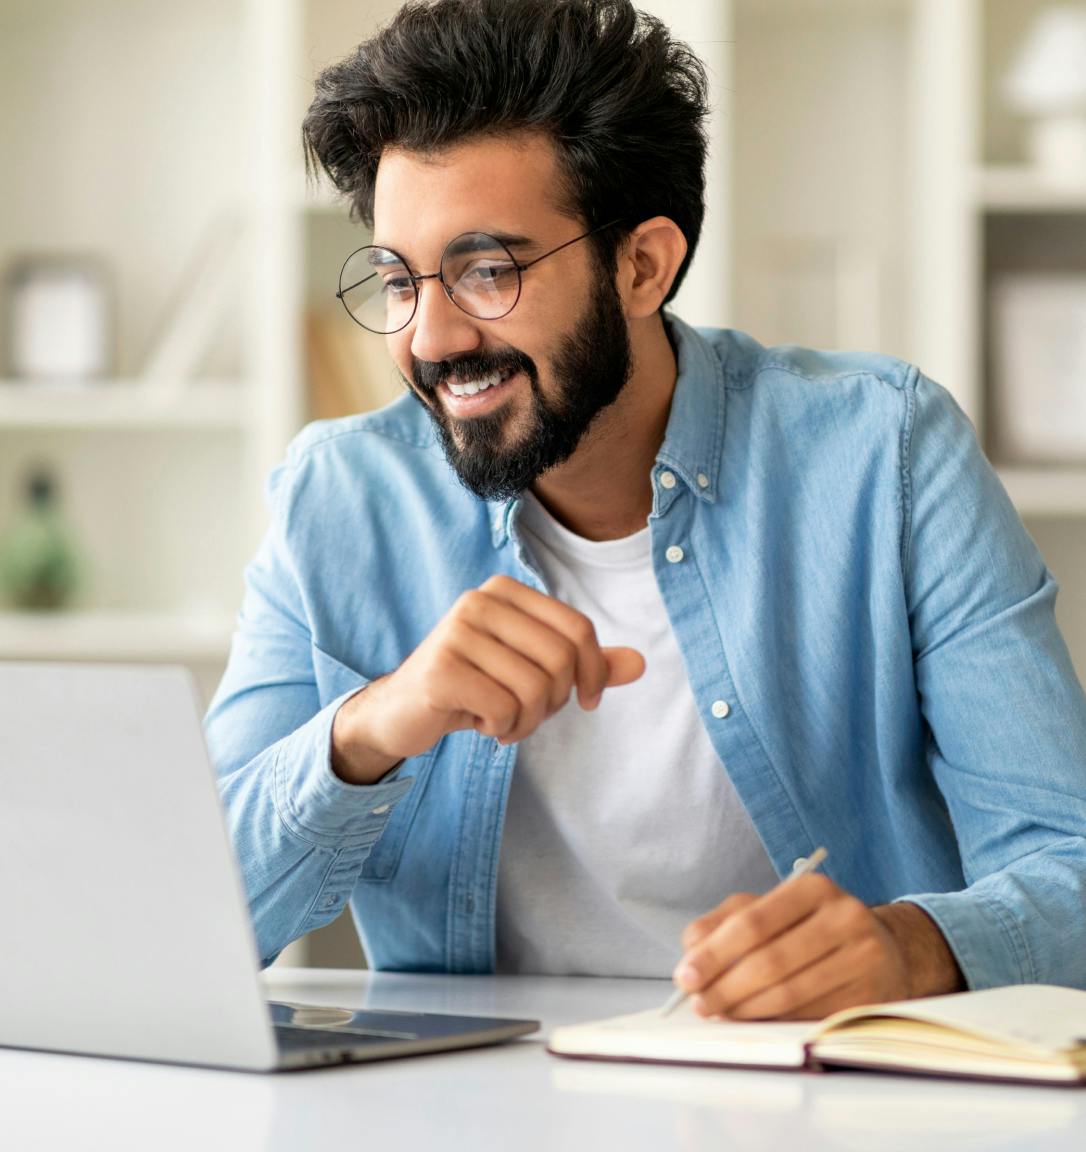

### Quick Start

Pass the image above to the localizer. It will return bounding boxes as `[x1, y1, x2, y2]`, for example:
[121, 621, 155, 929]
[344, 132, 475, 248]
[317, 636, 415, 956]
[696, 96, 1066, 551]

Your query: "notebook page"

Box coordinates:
[815, 984, 1086, 1055]
[548, 1006, 813, 1068]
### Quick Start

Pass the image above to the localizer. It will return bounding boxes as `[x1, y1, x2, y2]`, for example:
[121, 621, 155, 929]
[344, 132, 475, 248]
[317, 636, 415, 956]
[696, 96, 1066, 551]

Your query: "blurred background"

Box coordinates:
[2, 0, 1085, 967]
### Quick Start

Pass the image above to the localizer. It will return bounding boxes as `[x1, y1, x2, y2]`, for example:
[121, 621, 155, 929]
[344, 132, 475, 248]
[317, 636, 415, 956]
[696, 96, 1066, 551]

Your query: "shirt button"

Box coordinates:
[665, 545, 684, 564]
[697, 473, 710, 489]
[659, 470, 677, 490]
[711, 699, 731, 719]
[792, 857, 809, 874]
[371, 803, 391, 815]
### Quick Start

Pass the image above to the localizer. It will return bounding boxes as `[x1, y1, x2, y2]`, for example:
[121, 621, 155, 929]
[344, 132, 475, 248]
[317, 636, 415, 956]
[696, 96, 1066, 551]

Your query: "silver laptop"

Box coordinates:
[0, 661, 537, 1071]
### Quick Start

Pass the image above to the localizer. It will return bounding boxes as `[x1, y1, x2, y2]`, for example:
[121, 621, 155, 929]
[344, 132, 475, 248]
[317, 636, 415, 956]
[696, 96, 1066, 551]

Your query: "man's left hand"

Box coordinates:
[674, 875, 964, 1020]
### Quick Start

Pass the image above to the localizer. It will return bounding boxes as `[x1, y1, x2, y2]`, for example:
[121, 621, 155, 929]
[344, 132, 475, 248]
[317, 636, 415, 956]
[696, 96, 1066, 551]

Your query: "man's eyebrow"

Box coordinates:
[371, 232, 539, 261]
[367, 247, 407, 266]
[487, 232, 535, 250]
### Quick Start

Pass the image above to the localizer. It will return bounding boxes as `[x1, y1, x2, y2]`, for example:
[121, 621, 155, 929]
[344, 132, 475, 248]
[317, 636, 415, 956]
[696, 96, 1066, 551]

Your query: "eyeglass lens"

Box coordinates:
[338, 232, 522, 334]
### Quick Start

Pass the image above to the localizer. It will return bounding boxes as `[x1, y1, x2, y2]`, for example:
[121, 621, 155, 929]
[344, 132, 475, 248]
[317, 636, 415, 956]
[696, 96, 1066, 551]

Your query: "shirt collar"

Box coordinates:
[490, 313, 727, 548]
[654, 313, 726, 504]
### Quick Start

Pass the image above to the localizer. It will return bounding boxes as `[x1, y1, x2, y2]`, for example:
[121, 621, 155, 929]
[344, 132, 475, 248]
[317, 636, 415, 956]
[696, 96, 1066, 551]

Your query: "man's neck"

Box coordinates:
[530, 314, 677, 542]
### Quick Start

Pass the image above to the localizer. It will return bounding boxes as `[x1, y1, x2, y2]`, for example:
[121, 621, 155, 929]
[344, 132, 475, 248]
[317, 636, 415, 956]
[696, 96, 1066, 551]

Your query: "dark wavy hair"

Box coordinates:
[302, 0, 709, 303]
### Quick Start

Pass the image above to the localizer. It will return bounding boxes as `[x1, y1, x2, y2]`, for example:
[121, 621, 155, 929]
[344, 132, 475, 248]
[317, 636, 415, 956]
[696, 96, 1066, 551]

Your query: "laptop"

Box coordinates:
[0, 661, 538, 1071]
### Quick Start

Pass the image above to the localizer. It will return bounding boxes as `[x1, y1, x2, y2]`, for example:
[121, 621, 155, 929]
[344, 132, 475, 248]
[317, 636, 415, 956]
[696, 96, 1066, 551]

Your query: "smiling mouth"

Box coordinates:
[443, 366, 517, 397]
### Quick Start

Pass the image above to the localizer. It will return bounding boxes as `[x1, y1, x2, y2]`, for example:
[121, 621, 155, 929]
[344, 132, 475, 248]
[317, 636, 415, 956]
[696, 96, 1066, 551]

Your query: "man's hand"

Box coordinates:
[331, 574, 645, 785]
[674, 876, 964, 1020]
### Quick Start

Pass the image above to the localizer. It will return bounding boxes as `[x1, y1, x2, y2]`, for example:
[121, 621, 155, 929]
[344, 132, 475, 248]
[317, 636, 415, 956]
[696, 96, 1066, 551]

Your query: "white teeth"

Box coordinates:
[447, 370, 506, 397]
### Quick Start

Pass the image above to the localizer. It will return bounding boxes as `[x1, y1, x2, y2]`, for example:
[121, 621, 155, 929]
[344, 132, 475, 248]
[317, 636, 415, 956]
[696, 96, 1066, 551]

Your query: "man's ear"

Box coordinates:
[616, 217, 688, 319]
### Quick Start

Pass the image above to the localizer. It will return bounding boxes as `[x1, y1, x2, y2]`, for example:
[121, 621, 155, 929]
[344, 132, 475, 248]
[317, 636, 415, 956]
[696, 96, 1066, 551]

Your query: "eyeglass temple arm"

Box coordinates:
[516, 218, 623, 270]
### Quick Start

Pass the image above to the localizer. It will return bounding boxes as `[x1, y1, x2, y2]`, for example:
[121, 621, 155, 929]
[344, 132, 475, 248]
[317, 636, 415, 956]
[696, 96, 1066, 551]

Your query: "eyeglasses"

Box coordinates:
[336, 219, 621, 334]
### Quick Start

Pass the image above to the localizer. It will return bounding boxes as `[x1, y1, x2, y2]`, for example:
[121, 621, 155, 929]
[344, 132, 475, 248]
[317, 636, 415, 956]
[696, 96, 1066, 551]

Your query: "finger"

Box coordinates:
[680, 894, 758, 952]
[602, 646, 646, 689]
[691, 896, 862, 1016]
[725, 940, 883, 1021]
[444, 620, 554, 741]
[675, 873, 839, 993]
[480, 576, 610, 707]
[427, 655, 522, 740]
[457, 591, 577, 714]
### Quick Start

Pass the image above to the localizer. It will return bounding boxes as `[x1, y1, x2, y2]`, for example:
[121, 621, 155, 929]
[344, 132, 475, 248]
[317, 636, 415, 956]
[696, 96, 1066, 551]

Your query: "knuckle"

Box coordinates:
[555, 634, 579, 671]
[482, 574, 513, 594]
[739, 905, 768, 941]
[454, 589, 487, 619]
[492, 703, 518, 734]
[441, 616, 472, 649]
[571, 614, 598, 648]
[522, 664, 551, 702]
[429, 642, 460, 677]
[838, 895, 869, 930]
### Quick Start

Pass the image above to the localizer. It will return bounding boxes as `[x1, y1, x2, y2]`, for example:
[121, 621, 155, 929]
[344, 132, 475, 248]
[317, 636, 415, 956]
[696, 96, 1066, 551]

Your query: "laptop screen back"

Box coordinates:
[0, 662, 277, 1070]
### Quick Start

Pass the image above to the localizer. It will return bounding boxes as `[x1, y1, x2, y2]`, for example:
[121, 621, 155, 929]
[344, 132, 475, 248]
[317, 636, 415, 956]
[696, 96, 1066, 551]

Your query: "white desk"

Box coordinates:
[3, 968, 1085, 1151]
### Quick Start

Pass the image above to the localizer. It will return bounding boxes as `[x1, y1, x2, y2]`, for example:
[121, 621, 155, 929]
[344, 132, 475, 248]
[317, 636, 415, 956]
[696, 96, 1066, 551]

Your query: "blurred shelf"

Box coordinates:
[997, 467, 1086, 518]
[974, 167, 1086, 214]
[0, 381, 246, 431]
[0, 610, 235, 661]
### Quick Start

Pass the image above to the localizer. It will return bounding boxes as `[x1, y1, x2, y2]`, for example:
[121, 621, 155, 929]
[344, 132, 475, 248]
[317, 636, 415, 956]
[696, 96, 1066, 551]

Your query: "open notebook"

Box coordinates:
[548, 984, 1086, 1085]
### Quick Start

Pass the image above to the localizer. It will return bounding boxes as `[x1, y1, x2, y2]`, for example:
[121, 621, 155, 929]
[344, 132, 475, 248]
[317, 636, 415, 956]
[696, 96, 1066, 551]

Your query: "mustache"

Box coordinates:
[411, 349, 536, 397]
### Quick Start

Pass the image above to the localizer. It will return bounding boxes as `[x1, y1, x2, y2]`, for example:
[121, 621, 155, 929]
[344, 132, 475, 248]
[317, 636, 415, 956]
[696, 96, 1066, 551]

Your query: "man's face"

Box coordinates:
[372, 134, 632, 501]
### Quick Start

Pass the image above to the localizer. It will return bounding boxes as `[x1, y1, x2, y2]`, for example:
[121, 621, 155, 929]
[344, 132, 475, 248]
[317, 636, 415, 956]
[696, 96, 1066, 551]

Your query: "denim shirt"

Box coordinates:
[205, 316, 1086, 987]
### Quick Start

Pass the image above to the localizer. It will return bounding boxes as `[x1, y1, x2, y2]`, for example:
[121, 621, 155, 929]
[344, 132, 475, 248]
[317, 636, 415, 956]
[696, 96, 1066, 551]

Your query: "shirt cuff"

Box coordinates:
[895, 890, 1035, 990]
[271, 688, 416, 849]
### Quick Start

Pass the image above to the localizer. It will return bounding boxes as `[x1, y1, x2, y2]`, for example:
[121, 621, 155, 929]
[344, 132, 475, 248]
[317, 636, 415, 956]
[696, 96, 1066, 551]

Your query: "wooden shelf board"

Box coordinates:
[0, 381, 246, 430]
[975, 167, 1086, 213]
[0, 610, 235, 661]
[997, 467, 1086, 517]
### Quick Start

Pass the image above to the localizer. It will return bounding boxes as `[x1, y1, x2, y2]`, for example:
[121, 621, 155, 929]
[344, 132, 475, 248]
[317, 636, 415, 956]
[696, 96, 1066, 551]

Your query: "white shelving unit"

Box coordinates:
[0, 0, 303, 696]
[735, 0, 1086, 667]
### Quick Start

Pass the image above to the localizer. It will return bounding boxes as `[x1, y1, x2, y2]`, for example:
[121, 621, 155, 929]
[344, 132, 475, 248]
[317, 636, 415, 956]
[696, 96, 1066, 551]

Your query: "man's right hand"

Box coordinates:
[330, 574, 645, 785]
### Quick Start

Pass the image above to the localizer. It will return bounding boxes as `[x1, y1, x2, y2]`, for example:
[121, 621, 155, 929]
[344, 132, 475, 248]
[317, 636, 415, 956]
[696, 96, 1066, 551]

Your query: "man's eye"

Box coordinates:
[382, 276, 414, 297]
[463, 263, 517, 287]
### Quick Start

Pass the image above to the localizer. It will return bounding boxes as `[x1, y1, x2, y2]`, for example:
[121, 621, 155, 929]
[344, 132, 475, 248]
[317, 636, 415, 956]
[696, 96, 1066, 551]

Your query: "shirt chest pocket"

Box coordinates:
[311, 644, 437, 882]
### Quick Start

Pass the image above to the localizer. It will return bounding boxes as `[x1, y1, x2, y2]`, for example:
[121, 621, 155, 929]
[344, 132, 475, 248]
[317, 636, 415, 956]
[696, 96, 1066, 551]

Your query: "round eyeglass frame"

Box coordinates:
[335, 218, 622, 335]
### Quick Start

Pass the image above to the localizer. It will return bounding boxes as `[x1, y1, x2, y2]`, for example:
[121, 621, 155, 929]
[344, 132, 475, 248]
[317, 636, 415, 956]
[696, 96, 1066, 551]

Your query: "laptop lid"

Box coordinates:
[0, 661, 279, 1071]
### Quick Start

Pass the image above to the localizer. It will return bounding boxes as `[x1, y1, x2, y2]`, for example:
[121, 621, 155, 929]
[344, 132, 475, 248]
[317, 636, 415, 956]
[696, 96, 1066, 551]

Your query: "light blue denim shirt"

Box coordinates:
[206, 316, 1086, 986]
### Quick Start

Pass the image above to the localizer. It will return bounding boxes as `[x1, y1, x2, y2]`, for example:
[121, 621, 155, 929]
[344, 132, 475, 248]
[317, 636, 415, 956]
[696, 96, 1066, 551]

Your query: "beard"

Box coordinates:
[408, 271, 633, 501]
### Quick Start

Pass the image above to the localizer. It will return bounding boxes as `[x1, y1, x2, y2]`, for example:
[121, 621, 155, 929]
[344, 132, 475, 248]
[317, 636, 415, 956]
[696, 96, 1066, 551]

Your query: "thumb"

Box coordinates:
[602, 646, 646, 688]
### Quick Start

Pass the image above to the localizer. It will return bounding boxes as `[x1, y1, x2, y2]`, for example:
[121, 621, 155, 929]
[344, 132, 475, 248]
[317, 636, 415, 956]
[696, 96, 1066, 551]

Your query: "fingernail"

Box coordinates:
[584, 692, 602, 710]
[673, 963, 699, 989]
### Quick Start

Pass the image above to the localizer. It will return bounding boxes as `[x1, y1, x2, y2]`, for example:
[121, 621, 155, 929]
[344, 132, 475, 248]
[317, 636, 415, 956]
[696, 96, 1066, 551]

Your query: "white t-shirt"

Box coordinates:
[495, 492, 780, 976]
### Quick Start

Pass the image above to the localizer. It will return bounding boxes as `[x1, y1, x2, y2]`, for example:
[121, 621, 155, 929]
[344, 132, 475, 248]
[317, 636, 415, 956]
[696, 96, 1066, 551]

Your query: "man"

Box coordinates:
[206, 0, 1086, 1019]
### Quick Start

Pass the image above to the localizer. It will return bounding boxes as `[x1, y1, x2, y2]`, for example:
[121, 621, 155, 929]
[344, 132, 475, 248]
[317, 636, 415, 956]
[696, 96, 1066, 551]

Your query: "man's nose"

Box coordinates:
[409, 277, 481, 364]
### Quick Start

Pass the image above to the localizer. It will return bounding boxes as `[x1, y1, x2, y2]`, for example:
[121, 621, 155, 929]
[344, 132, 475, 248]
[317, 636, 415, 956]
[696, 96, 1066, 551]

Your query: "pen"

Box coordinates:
[659, 845, 829, 1018]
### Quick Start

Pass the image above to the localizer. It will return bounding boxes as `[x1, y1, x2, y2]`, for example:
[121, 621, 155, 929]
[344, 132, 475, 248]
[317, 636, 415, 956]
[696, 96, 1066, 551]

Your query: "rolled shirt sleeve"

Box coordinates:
[898, 374, 1086, 988]
[204, 460, 414, 967]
